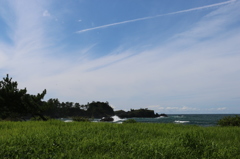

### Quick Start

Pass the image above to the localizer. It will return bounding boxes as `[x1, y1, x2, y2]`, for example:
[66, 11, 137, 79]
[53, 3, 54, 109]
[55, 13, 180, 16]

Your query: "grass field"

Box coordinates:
[0, 120, 240, 159]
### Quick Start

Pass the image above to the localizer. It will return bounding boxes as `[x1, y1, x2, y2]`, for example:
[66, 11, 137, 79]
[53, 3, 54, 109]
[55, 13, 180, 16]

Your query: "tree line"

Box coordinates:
[44, 99, 114, 118]
[0, 74, 162, 121]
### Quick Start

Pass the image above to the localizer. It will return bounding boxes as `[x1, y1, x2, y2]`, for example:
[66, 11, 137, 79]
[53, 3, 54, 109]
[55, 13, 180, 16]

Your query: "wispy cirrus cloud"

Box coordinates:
[0, 0, 239, 114]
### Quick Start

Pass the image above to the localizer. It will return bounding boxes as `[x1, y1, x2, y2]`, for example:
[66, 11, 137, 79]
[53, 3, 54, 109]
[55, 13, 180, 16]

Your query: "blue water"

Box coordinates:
[112, 114, 240, 126]
[61, 114, 240, 127]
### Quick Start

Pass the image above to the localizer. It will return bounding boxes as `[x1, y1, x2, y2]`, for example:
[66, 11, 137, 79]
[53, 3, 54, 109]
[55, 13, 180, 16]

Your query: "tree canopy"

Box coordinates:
[0, 74, 163, 120]
[114, 108, 159, 118]
[0, 74, 47, 120]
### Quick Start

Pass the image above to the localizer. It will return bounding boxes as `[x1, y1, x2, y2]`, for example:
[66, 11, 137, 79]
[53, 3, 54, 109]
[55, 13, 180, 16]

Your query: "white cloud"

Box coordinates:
[164, 106, 198, 111]
[43, 10, 50, 17]
[147, 105, 160, 108]
[0, 49, 8, 68]
[0, 0, 239, 113]
[217, 107, 227, 111]
[166, 107, 179, 110]
[149, 106, 228, 113]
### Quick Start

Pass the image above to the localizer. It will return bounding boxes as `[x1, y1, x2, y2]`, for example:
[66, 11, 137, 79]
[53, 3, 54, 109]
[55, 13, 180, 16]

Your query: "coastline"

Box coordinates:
[60, 114, 240, 126]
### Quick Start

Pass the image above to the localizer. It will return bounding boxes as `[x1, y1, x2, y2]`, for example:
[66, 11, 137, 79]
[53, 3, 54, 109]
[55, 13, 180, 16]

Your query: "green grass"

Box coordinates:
[0, 120, 240, 159]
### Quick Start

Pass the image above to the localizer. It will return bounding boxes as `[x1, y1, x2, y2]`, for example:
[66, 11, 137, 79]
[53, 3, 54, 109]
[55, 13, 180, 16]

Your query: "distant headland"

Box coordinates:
[0, 74, 167, 121]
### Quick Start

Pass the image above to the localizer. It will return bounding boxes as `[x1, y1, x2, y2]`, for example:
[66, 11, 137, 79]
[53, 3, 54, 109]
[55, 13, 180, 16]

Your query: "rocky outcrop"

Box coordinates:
[159, 113, 168, 117]
[115, 109, 167, 118]
[100, 117, 114, 122]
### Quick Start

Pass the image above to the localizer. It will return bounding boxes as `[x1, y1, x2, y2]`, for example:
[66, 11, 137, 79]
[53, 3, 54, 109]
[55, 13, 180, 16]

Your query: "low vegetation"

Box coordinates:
[0, 120, 240, 158]
[72, 116, 91, 122]
[122, 119, 137, 123]
[30, 116, 52, 121]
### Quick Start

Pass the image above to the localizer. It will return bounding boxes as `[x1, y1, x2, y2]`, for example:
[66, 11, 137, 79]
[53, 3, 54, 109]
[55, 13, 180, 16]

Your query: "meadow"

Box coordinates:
[0, 120, 240, 159]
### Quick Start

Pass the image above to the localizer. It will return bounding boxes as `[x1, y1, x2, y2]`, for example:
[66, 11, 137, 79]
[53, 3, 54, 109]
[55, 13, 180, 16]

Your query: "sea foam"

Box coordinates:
[64, 120, 73, 122]
[174, 120, 189, 123]
[111, 115, 126, 123]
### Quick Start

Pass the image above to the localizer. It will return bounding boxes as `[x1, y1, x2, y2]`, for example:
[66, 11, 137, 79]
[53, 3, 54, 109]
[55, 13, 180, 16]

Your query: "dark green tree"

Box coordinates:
[86, 101, 114, 118]
[0, 74, 26, 119]
[21, 90, 48, 120]
[44, 98, 61, 117]
[74, 103, 81, 109]
[0, 74, 47, 120]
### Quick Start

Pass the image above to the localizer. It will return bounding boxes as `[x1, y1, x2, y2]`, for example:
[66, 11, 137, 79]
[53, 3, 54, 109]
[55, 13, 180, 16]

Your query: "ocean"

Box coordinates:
[111, 114, 240, 126]
[61, 114, 240, 127]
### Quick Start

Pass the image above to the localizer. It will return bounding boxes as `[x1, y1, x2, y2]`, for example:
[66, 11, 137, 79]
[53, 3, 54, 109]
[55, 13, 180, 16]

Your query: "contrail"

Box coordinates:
[76, 0, 235, 33]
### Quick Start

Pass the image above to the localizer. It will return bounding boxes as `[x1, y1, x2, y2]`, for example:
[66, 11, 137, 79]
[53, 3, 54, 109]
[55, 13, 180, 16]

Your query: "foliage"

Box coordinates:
[0, 74, 47, 120]
[43, 99, 114, 118]
[72, 116, 91, 122]
[30, 116, 52, 121]
[0, 75, 160, 120]
[0, 121, 240, 158]
[217, 115, 240, 126]
[0, 74, 27, 119]
[123, 119, 137, 123]
[86, 101, 114, 118]
[44, 98, 88, 118]
[115, 108, 159, 118]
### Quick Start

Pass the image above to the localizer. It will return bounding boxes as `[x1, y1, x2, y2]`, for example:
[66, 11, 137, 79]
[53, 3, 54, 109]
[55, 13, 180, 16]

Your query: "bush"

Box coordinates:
[123, 119, 137, 123]
[217, 115, 240, 126]
[72, 116, 90, 122]
[30, 116, 51, 121]
[0, 117, 22, 121]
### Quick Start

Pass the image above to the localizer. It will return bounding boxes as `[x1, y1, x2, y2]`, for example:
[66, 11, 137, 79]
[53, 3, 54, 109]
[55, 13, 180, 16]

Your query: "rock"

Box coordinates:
[159, 113, 168, 117]
[100, 117, 114, 122]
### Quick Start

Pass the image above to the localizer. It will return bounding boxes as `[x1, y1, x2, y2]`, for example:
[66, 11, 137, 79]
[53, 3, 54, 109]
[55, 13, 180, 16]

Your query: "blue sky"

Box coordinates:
[0, 0, 240, 114]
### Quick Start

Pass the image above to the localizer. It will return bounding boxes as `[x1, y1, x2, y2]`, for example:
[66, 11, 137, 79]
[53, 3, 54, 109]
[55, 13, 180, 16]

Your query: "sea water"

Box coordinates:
[115, 114, 240, 126]
[61, 114, 239, 126]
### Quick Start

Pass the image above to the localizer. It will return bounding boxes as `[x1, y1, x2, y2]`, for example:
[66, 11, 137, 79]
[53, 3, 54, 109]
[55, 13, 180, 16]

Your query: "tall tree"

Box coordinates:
[0, 74, 26, 119]
[0, 74, 47, 120]
[86, 101, 114, 118]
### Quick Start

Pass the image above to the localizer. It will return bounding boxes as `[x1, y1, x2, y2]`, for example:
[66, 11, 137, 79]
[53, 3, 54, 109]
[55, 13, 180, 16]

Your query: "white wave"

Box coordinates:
[111, 115, 126, 122]
[156, 116, 166, 119]
[64, 120, 73, 122]
[172, 115, 184, 118]
[174, 120, 190, 123]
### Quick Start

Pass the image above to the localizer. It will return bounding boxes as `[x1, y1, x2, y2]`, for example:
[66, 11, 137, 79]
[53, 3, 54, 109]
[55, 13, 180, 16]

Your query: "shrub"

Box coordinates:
[72, 116, 90, 122]
[30, 116, 51, 121]
[0, 117, 22, 121]
[123, 119, 137, 123]
[217, 115, 240, 126]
